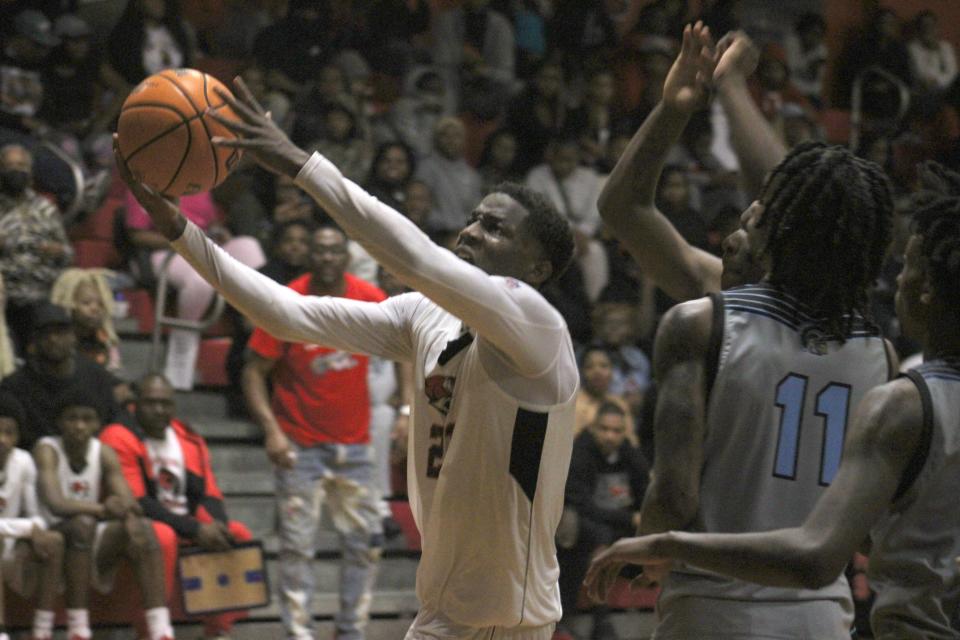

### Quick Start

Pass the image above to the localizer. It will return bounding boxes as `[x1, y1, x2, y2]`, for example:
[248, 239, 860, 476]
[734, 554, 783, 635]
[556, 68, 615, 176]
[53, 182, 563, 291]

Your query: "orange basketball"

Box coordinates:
[117, 68, 243, 197]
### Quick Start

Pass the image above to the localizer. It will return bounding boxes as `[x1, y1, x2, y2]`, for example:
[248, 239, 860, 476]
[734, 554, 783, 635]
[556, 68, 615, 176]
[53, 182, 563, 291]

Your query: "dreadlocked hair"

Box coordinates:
[912, 194, 960, 318]
[917, 160, 960, 196]
[757, 141, 893, 337]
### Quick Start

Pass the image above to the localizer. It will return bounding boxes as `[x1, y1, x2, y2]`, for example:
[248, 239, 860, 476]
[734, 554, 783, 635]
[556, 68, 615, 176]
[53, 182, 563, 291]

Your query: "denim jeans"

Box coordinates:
[276, 441, 384, 640]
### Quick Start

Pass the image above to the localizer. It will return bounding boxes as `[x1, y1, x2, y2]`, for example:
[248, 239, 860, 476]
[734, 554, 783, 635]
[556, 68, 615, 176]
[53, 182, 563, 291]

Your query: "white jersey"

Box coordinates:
[170, 152, 579, 630]
[868, 358, 960, 639]
[405, 304, 576, 628]
[663, 284, 890, 608]
[37, 436, 102, 525]
[0, 448, 44, 538]
[145, 426, 189, 516]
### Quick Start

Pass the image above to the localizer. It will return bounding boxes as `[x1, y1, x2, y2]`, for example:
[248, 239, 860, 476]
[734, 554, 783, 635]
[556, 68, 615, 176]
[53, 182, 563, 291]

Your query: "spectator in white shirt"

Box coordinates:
[525, 136, 607, 302]
[413, 117, 483, 233]
[783, 12, 829, 107]
[908, 11, 957, 94]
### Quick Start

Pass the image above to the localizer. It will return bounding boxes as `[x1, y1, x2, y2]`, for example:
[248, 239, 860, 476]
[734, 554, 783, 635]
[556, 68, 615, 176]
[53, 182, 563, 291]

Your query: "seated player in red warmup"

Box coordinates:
[100, 373, 252, 640]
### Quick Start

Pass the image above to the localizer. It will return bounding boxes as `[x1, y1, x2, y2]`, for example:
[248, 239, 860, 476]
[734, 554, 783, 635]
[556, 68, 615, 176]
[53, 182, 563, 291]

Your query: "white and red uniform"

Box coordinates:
[0, 448, 45, 549]
[170, 152, 579, 638]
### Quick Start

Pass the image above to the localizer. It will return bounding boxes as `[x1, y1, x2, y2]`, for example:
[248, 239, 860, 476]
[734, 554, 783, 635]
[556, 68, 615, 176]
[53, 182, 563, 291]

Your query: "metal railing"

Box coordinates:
[148, 250, 226, 371]
[40, 140, 85, 225]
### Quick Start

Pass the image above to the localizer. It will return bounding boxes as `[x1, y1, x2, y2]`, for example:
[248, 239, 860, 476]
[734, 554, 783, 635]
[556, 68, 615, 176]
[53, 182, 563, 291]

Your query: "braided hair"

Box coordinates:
[911, 163, 960, 318]
[757, 141, 893, 336]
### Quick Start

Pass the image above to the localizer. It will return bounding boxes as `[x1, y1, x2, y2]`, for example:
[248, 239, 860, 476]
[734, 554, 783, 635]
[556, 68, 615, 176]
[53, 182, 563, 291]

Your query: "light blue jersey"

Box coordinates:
[657, 284, 890, 639]
[869, 358, 960, 639]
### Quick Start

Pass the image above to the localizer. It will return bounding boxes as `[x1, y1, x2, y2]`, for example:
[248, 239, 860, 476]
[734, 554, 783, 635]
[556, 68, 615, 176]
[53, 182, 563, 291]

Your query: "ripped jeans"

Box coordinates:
[276, 441, 384, 640]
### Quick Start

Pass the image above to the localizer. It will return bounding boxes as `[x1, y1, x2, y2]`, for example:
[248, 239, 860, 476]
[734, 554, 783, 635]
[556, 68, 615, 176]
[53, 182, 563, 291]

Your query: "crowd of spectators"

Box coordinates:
[0, 0, 958, 638]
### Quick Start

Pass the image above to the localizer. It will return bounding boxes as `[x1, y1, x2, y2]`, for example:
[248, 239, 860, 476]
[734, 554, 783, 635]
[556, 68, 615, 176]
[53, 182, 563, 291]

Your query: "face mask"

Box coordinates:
[0, 170, 30, 196]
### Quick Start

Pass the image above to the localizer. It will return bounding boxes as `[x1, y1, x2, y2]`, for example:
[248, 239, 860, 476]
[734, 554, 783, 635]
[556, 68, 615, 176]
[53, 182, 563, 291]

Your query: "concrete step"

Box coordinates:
[233, 524, 418, 558]
[175, 390, 229, 420]
[91, 617, 417, 640]
[217, 469, 275, 495]
[188, 416, 262, 442]
[90, 609, 658, 639]
[222, 496, 416, 555]
[210, 444, 272, 477]
[173, 617, 418, 640]
[115, 337, 157, 383]
[115, 315, 142, 337]
[213, 556, 419, 621]
[224, 495, 276, 539]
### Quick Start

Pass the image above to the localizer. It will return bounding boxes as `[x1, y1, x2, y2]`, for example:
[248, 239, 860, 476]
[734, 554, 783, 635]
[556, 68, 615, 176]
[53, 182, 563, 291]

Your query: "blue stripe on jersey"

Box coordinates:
[725, 304, 799, 329]
[723, 284, 879, 338]
[925, 374, 960, 382]
[914, 359, 960, 381]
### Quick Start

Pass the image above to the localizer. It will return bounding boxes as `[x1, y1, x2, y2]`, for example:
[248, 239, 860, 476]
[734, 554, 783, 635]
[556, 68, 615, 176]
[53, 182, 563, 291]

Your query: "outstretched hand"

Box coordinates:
[663, 21, 716, 114]
[583, 535, 673, 603]
[209, 77, 311, 179]
[714, 30, 760, 86]
[113, 134, 186, 241]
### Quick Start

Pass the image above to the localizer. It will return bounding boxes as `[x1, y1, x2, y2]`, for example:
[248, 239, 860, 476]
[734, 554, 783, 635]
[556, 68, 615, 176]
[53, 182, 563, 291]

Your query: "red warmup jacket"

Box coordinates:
[100, 418, 229, 539]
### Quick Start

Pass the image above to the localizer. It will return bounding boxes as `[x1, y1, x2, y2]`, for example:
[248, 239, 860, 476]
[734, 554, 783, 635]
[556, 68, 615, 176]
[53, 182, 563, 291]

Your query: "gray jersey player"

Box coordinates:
[587, 173, 960, 639]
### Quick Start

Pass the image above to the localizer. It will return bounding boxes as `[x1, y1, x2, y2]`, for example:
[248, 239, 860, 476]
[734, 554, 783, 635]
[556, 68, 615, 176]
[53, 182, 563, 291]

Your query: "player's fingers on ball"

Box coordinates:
[216, 84, 260, 122]
[212, 85, 242, 112]
[209, 118, 263, 145]
[233, 76, 268, 115]
[211, 136, 264, 149]
[206, 108, 255, 136]
[222, 76, 264, 118]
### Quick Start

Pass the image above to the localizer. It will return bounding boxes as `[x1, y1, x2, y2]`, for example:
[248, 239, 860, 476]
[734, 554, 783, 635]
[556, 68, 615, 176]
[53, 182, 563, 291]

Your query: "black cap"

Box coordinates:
[14, 10, 61, 48]
[32, 302, 71, 331]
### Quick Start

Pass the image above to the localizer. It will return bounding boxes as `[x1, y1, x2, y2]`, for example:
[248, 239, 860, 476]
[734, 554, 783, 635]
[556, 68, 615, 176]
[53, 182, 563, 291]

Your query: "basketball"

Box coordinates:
[116, 68, 243, 197]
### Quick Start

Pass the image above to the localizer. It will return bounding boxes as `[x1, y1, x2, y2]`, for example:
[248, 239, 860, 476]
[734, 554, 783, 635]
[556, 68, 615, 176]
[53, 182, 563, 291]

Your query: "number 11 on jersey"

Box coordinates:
[773, 373, 852, 486]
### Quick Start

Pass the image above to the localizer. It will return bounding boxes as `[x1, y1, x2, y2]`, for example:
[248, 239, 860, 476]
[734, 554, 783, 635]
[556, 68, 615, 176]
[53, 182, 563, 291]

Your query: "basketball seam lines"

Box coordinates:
[124, 110, 220, 168]
[156, 72, 201, 193]
[199, 72, 221, 187]
[123, 106, 189, 165]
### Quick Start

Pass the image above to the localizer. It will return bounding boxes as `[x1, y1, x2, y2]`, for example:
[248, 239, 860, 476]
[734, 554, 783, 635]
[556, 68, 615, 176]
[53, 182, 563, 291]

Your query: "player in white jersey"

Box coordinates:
[116, 74, 579, 639]
[0, 393, 63, 640]
[586, 172, 960, 639]
[34, 390, 174, 640]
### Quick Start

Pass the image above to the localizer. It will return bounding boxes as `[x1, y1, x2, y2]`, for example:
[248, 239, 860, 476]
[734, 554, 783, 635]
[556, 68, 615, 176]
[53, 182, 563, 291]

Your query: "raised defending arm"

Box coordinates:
[598, 22, 723, 301]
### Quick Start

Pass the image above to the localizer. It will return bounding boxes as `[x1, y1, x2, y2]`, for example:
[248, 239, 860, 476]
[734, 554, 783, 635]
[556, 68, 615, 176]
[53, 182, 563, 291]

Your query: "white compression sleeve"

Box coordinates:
[294, 152, 568, 378]
[170, 223, 414, 363]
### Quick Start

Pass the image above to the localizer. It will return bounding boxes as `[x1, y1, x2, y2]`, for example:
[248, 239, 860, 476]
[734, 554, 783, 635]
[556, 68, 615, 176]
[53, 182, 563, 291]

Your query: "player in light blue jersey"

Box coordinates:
[591, 24, 897, 640]
[586, 165, 960, 639]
